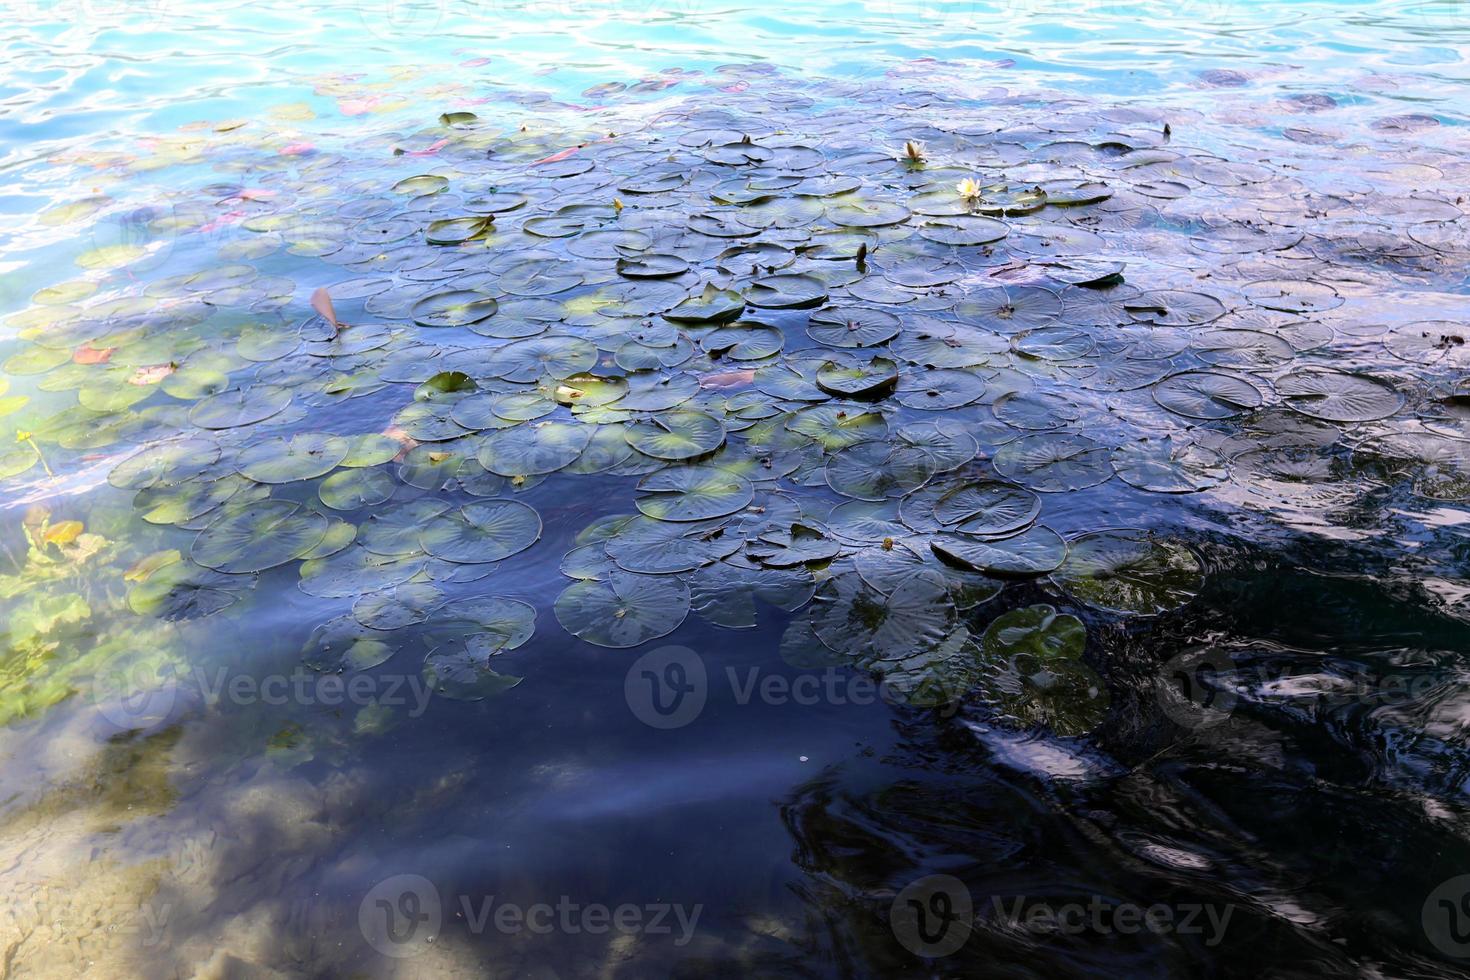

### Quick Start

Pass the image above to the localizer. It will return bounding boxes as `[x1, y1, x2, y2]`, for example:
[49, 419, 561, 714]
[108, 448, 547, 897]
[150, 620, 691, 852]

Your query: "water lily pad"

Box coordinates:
[980, 604, 1086, 661]
[811, 567, 954, 661]
[423, 641, 525, 700]
[1277, 369, 1402, 422]
[127, 557, 254, 620]
[816, 356, 899, 398]
[1243, 278, 1342, 313]
[807, 307, 900, 348]
[189, 385, 291, 429]
[353, 580, 445, 630]
[665, 285, 746, 324]
[192, 500, 328, 573]
[555, 570, 690, 648]
[626, 411, 725, 459]
[918, 214, 1009, 245]
[605, 515, 740, 573]
[236, 433, 349, 484]
[993, 434, 1113, 492]
[493, 335, 599, 382]
[478, 421, 594, 475]
[1111, 437, 1228, 493]
[302, 615, 396, 673]
[1124, 289, 1226, 326]
[319, 466, 396, 510]
[747, 273, 828, 309]
[933, 480, 1040, 534]
[412, 290, 500, 328]
[418, 500, 541, 563]
[787, 404, 887, 450]
[1051, 529, 1203, 615]
[1153, 371, 1263, 420]
[975, 605, 1106, 736]
[635, 466, 754, 521]
[824, 441, 937, 500]
[930, 525, 1067, 577]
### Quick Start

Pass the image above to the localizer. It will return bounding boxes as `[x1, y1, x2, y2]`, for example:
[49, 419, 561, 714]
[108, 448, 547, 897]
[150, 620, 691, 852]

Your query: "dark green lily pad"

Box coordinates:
[555, 570, 690, 648]
[418, 500, 541, 563]
[192, 500, 329, 573]
[1051, 529, 1204, 615]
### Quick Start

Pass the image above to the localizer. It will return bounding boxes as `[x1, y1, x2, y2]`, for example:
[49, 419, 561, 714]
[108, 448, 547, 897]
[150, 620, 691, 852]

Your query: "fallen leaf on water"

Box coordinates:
[311, 286, 344, 331]
[129, 363, 176, 385]
[383, 426, 420, 458]
[700, 369, 756, 389]
[73, 344, 116, 364]
[533, 146, 582, 165]
[43, 520, 84, 545]
[402, 138, 451, 157]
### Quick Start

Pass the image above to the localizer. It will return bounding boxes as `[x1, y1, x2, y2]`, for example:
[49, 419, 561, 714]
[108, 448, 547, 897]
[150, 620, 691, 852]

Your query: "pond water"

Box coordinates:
[2, 1, 1470, 976]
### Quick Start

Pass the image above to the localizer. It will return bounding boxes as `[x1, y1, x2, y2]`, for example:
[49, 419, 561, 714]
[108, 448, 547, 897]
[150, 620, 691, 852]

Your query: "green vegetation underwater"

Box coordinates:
[2, 0, 1470, 975]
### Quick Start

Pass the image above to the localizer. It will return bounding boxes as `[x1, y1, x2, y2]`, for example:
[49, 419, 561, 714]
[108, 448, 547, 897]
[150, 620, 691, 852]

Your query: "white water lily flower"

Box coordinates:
[957, 177, 983, 199]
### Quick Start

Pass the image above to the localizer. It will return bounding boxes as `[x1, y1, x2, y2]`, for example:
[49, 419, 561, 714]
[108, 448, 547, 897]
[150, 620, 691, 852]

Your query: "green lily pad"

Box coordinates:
[302, 615, 397, 672]
[807, 307, 900, 348]
[810, 567, 955, 661]
[933, 481, 1040, 534]
[1051, 529, 1204, 615]
[554, 570, 690, 648]
[1111, 437, 1228, 493]
[635, 466, 755, 522]
[235, 433, 349, 484]
[626, 410, 726, 460]
[189, 385, 292, 429]
[418, 500, 541, 563]
[992, 434, 1114, 492]
[192, 500, 329, 573]
[478, 421, 594, 476]
[816, 356, 899, 398]
[980, 604, 1086, 661]
[318, 466, 396, 510]
[930, 525, 1067, 577]
[411, 290, 500, 328]
[1153, 371, 1264, 420]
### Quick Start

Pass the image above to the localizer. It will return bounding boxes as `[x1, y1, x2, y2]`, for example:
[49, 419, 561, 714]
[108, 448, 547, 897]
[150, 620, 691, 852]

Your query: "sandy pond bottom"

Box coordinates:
[2, 52, 1470, 978]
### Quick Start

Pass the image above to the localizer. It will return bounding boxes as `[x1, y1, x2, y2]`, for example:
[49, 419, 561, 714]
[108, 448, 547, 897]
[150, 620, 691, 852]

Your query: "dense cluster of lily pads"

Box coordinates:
[3, 64, 1467, 728]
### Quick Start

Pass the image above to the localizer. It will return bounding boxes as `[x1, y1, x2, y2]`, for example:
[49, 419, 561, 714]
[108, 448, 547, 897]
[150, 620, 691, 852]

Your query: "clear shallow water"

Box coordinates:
[2, 2, 1470, 977]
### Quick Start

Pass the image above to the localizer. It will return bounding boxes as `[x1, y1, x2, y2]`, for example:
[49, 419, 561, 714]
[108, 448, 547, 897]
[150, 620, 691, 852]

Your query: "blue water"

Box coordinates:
[3, 2, 1470, 977]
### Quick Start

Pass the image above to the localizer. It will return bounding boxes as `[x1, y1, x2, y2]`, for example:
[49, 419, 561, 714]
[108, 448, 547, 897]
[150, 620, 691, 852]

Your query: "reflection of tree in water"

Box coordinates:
[767, 568, 1470, 979]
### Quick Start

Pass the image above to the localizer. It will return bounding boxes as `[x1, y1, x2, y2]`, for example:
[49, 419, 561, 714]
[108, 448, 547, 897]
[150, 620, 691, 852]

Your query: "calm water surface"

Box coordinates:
[2, 1, 1470, 977]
